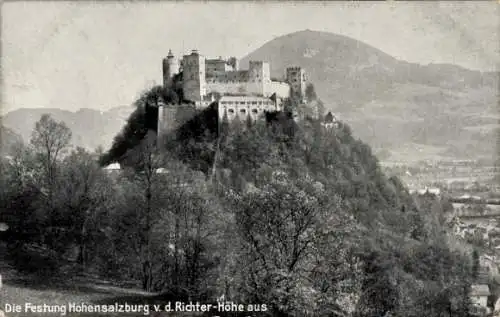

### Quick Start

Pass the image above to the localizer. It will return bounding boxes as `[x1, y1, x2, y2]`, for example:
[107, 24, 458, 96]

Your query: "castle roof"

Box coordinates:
[167, 49, 174, 58]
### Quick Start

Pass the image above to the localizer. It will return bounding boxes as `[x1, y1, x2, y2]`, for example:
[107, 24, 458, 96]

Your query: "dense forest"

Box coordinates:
[0, 84, 478, 316]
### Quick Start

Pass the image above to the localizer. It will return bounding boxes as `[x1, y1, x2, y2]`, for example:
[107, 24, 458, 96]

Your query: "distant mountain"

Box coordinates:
[241, 30, 500, 163]
[0, 106, 135, 152]
[0, 125, 23, 156]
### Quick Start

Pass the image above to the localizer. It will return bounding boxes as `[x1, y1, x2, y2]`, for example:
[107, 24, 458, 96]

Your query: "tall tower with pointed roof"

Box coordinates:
[162, 49, 179, 88]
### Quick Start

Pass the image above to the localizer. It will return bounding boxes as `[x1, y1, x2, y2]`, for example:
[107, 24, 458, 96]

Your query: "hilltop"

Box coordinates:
[1, 69, 477, 317]
[241, 30, 499, 163]
[91, 79, 476, 315]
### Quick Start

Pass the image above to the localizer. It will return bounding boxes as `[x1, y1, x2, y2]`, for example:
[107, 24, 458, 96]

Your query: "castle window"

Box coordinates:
[240, 109, 246, 114]
[239, 101, 245, 105]
[251, 101, 257, 105]
[252, 109, 258, 114]
[228, 109, 235, 114]
[258, 101, 263, 105]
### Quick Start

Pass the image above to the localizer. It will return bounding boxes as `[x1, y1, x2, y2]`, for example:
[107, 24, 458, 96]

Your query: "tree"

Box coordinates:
[316, 100, 326, 119]
[57, 146, 111, 266]
[471, 249, 480, 279]
[231, 180, 358, 316]
[29, 114, 71, 246]
[30, 114, 72, 207]
[130, 130, 160, 292]
[305, 83, 317, 102]
[0, 143, 44, 245]
[100, 86, 163, 167]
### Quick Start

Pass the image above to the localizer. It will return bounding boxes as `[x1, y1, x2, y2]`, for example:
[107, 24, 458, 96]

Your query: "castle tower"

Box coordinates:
[286, 67, 307, 100]
[227, 57, 239, 71]
[162, 49, 179, 88]
[182, 49, 206, 104]
[248, 61, 270, 96]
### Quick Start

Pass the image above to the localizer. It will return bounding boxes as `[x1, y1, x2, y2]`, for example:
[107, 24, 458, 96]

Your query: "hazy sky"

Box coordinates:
[2, 1, 499, 114]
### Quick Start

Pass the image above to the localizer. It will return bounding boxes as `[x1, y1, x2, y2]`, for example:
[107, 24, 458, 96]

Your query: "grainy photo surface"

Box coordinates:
[1, 1, 499, 316]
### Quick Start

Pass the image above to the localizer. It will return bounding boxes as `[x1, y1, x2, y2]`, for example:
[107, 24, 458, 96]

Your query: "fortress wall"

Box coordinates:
[206, 70, 249, 82]
[206, 82, 264, 96]
[249, 61, 270, 83]
[158, 104, 198, 140]
[265, 81, 290, 99]
[205, 80, 288, 98]
[206, 59, 234, 74]
[175, 105, 198, 125]
[206, 59, 227, 73]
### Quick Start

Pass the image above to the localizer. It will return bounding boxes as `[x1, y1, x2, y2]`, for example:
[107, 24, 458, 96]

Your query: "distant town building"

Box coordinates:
[322, 111, 338, 129]
[104, 162, 121, 172]
[480, 254, 500, 276]
[493, 297, 500, 316]
[155, 168, 168, 174]
[470, 284, 491, 313]
[409, 187, 441, 196]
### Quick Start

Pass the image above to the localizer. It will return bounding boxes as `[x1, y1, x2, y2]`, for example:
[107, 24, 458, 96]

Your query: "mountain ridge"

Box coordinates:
[0, 106, 136, 152]
[241, 30, 499, 163]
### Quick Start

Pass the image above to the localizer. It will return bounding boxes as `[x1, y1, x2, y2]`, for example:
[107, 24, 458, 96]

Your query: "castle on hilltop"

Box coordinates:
[162, 49, 307, 106]
[157, 49, 309, 139]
